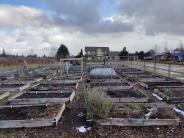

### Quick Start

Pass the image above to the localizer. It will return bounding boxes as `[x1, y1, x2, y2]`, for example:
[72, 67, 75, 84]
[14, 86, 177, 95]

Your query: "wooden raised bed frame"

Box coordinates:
[8, 90, 75, 105]
[94, 118, 179, 126]
[0, 92, 9, 101]
[139, 81, 184, 89]
[91, 104, 180, 126]
[154, 88, 184, 103]
[0, 104, 65, 128]
[0, 83, 30, 92]
[106, 89, 149, 103]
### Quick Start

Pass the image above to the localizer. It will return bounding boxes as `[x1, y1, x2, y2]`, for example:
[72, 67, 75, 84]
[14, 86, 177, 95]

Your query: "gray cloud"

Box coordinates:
[44, 0, 134, 33]
[118, 0, 184, 35]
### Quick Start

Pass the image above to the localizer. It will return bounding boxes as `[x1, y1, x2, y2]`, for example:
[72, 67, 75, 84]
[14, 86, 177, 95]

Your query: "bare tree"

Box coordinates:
[179, 42, 184, 53]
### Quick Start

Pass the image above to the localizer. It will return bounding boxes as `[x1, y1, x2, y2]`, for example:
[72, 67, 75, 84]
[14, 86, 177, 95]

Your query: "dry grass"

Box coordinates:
[85, 88, 112, 120]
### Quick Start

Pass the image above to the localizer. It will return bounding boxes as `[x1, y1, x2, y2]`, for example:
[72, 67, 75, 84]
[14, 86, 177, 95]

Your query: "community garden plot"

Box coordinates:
[9, 90, 75, 105]
[49, 79, 81, 84]
[31, 83, 78, 91]
[154, 87, 184, 103]
[0, 104, 65, 128]
[89, 81, 132, 89]
[116, 68, 143, 73]
[0, 83, 30, 93]
[93, 104, 180, 126]
[103, 89, 149, 103]
[3, 77, 43, 85]
[33, 69, 57, 79]
[126, 74, 165, 82]
[53, 75, 82, 83]
[140, 80, 184, 89]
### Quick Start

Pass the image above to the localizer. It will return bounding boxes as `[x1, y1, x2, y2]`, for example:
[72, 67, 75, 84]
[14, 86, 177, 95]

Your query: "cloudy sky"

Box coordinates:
[0, 0, 184, 56]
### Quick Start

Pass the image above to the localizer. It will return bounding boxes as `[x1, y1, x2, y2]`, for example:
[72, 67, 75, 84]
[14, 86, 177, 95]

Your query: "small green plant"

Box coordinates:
[127, 104, 146, 112]
[164, 88, 173, 97]
[85, 88, 112, 120]
[138, 104, 146, 112]
[127, 104, 136, 110]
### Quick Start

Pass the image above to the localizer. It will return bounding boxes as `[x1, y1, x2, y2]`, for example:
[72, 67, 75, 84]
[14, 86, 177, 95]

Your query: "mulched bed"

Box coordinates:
[106, 89, 146, 98]
[0, 104, 61, 120]
[16, 93, 71, 99]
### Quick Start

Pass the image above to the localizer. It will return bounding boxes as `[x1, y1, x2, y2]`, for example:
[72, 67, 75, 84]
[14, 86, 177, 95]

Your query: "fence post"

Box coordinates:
[168, 63, 171, 78]
[154, 60, 156, 73]
[144, 60, 145, 72]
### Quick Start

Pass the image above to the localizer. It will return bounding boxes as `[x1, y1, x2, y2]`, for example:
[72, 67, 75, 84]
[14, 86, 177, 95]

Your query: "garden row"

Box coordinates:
[85, 64, 184, 126]
[0, 64, 82, 128]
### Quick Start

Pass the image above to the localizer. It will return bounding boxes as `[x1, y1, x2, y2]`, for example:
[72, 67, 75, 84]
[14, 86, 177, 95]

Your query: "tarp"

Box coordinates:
[89, 68, 117, 78]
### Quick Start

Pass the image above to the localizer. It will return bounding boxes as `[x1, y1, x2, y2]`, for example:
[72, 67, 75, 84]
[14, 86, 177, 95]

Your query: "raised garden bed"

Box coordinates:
[116, 68, 143, 73]
[89, 82, 131, 89]
[154, 88, 184, 103]
[127, 75, 165, 82]
[140, 81, 184, 89]
[0, 104, 65, 128]
[44, 79, 80, 85]
[9, 90, 75, 105]
[93, 104, 180, 126]
[3, 78, 43, 85]
[31, 83, 77, 91]
[103, 89, 149, 103]
[0, 83, 30, 92]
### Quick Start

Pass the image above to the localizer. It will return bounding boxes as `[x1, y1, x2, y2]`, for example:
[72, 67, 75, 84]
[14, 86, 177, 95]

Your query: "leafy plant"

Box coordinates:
[164, 88, 173, 97]
[85, 88, 112, 120]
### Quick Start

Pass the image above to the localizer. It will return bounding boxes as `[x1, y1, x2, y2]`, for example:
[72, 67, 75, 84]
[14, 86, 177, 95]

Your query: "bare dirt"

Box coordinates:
[16, 93, 71, 99]
[0, 104, 61, 120]
[106, 89, 145, 98]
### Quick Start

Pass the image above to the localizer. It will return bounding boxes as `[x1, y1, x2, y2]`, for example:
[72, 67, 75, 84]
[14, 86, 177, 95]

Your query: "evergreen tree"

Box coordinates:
[2, 49, 6, 57]
[75, 49, 83, 58]
[119, 47, 129, 60]
[56, 44, 69, 60]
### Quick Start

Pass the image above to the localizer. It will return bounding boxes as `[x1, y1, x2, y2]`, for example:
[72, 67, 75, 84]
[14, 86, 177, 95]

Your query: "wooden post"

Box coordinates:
[144, 60, 146, 72]
[154, 60, 156, 73]
[168, 63, 171, 78]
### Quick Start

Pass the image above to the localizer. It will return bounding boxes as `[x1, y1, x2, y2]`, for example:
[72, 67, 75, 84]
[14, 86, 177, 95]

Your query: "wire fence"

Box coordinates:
[86, 59, 184, 81]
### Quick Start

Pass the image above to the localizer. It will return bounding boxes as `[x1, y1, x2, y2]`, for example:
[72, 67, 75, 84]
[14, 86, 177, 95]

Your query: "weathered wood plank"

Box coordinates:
[94, 118, 180, 126]
[55, 103, 65, 125]
[0, 119, 54, 128]
[0, 92, 9, 101]
[109, 97, 149, 103]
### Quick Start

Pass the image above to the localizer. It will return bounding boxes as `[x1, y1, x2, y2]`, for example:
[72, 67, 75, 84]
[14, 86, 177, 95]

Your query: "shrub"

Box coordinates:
[85, 88, 112, 120]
